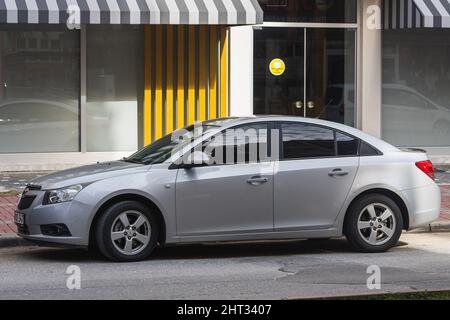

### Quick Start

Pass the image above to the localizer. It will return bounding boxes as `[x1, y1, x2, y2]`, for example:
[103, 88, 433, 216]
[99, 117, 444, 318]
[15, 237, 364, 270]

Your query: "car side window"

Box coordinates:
[336, 132, 359, 156]
[202, 122, 270, 165]
[281, 123, 335, 159]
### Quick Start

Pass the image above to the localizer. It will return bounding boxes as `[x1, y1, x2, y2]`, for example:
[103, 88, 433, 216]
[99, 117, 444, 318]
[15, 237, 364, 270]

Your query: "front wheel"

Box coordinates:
[344, 194, 403, 253]
[95, 201, 159, 262]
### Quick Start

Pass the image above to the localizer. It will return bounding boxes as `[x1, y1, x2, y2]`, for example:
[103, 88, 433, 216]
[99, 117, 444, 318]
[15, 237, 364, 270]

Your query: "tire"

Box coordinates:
[344, 194, 403, 253]
[95, 200, 159, 262]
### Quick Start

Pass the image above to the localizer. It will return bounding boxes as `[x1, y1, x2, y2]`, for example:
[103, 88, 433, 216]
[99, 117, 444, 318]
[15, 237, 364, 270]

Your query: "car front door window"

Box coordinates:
[201, 122, 271, 166]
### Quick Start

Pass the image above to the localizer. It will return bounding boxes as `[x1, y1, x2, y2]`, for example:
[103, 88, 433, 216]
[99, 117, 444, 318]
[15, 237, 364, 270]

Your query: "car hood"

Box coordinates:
[29, 161, 147, 190]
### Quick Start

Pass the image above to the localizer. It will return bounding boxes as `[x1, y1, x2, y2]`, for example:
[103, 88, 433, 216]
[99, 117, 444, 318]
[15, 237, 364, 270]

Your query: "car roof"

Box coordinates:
[204, 116, 399, 153]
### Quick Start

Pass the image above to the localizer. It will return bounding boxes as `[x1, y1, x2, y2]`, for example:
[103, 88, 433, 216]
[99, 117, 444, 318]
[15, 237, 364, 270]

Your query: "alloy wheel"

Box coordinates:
[110, 210, 151, 256]
[357, 203, 396, 246]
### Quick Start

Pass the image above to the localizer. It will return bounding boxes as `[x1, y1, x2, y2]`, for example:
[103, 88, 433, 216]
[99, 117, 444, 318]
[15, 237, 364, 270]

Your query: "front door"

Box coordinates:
[175, 122, 274, 237]
[253, 27, 356, 127]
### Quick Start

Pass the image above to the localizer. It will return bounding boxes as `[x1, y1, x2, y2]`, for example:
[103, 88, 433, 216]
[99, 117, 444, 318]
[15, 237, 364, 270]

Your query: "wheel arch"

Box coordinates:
[343, 188, 410, 232]
[88, 193, 167, 248]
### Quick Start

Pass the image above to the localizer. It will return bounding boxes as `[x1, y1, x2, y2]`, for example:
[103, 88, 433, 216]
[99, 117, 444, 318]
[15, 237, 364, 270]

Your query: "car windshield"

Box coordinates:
[123, 124, 220, 165]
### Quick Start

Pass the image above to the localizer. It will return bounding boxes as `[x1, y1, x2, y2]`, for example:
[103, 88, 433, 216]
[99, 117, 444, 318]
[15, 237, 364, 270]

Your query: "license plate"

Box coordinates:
[14, 211, 25, 225]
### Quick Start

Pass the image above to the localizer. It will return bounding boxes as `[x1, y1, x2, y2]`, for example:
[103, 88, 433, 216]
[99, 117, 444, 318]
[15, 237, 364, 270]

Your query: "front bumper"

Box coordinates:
[401, 183, 441, 229]
[15, 190, 91, 247]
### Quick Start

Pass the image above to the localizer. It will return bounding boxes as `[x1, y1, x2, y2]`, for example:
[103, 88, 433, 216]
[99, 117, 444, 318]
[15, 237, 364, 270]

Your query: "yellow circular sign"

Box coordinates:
[269, 58, 285, 76]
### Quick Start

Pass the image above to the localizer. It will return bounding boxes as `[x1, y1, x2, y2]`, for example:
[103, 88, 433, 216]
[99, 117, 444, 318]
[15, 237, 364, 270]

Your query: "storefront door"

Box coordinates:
[253, 27, 356, 127]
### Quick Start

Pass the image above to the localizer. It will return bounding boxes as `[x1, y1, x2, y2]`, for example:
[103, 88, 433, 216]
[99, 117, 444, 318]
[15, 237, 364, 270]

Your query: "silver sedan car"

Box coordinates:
[15, 116, 441, 262]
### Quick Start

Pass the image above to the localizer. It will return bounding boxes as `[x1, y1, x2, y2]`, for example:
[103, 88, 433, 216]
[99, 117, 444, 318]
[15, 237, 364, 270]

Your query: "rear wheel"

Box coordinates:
[345, 194, 403, 253]
[95, 201, 159, 262]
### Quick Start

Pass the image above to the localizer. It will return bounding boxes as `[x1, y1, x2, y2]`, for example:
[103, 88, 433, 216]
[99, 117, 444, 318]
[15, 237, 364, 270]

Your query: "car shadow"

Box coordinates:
[19, 238, 409, 263]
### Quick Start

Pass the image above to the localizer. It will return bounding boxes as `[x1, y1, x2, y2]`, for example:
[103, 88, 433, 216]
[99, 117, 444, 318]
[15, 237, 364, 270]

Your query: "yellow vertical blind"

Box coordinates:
[198, 26, 207, 122]
[188, 26, 196, 125]
[143, 26, 152, 145]
[219, 27, 228, 119]
[177, 25, 185, 130]
[166, 25, 174, 134]
[154, 25, 163, 139]
[143, 25, 228, 143]
[209, 26, 217, 120]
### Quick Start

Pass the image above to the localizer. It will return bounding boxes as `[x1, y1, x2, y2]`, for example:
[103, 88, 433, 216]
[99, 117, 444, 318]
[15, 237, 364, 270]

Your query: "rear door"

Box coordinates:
[274, 122, 359, 230]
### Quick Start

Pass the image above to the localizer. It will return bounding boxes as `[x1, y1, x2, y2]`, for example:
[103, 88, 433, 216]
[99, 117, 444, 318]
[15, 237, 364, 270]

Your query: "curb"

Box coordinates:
[0, 234, 32, 248]
[430, 221, 450, 232]
[0, 222, 449, 249]
[407, 220, 450, 234]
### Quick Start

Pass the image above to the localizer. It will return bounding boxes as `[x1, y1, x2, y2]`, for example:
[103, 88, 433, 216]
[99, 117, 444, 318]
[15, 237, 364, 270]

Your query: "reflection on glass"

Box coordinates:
[203, 123, 269, 164]
[87, 25, 143, 152]
[257, 0, 356, 23]
[0, 26, 80, 153]
[336, 131, 358, 156]
[382, 29, 450, 147]
[282, 123, 335, 159]
[254, 28, 305, 116]
[306, 28, 356, 127]
[253, 27, 356, 127]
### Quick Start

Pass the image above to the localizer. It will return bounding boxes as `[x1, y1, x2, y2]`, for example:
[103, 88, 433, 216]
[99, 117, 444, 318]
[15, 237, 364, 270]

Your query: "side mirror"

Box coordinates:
[179, 151, 213, 169]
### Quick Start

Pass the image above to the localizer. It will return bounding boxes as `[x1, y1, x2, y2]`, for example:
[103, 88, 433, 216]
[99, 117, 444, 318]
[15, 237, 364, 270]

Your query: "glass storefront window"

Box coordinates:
[86, 25, 143, 152]
[257, 0, 357, 23]
[306, 28, 356, 127]
[253, 27, 356, 127]
[382, 30, 450, 147]
[0, 26, 80, 153]
[254, 28, 305, 117]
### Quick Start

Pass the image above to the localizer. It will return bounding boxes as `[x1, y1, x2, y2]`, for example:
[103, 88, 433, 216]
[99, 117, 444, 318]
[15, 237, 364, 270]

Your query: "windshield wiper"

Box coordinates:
[120, 158, 144, 164]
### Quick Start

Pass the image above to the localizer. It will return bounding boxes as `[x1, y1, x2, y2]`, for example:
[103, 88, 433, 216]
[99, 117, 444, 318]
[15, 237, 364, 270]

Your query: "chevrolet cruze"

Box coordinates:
[15, 116, 441, 262]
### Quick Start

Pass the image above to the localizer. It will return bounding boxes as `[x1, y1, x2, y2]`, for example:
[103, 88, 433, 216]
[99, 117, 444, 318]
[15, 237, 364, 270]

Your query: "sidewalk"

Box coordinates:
[0, 195, 17, 234]
[1, 172, 450, 237]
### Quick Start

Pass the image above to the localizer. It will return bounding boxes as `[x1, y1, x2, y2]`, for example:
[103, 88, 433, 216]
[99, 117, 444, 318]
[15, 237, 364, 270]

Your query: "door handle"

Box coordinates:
[328, 169, 349, 177]
[247, 176, 269, 186]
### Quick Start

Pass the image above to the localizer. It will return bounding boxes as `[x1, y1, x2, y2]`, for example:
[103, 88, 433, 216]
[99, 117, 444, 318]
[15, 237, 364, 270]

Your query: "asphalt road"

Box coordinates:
[0, 232, 450, 300]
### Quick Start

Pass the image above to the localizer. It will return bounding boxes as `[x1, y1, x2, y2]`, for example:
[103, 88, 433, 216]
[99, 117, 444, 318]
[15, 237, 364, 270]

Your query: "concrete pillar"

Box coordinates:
[229, 25, 254, 116]
[359, 0, 382, 138]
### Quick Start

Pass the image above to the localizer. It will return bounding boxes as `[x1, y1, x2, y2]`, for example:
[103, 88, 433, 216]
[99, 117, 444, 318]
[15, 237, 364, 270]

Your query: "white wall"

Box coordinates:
[359, 0, 382, 138]
[229, 25, 254, 117]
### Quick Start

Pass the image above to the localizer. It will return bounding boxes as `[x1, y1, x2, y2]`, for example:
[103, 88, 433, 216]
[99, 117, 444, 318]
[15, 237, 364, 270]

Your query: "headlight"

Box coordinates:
[43, 185, 83, 205]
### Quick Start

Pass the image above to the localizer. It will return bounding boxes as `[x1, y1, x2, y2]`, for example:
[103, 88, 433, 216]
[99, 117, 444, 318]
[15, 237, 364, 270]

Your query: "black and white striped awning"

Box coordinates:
[0, 0, 263, 25]
[384, 0, 450, 29]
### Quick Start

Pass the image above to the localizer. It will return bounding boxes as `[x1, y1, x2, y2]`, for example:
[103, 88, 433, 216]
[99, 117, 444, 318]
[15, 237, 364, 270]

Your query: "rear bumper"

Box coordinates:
[401, 183, 441, 229]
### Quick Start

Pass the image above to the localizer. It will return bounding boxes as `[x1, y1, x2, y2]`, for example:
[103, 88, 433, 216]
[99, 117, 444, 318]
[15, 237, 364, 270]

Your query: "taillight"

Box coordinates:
[415, 160, 435, 180]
